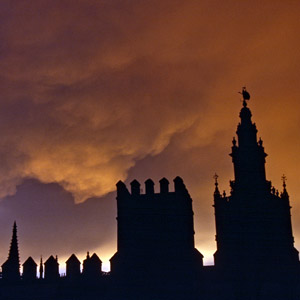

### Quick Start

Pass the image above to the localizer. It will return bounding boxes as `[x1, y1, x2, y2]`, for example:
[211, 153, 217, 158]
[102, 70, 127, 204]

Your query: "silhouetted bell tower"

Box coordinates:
[231, 100, 268, 192]
[231, 88, 268, 193]
[214, 92, 299, 273]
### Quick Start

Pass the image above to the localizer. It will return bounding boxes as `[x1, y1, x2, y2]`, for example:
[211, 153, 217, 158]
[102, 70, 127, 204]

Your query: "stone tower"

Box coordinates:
[213, 99, 299, 273]
[110, 177, 203, 277]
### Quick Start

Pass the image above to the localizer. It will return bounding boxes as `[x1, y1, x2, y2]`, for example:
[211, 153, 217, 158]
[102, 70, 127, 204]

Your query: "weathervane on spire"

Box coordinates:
[239, 87, 250, 107]
[213, 173, 219, 187]
[281, 174, 287, 190]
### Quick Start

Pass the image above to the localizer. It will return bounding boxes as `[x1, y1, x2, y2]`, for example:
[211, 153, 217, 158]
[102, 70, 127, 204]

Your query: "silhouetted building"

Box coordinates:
[1, 222, 20, 282]
[22, 257, 37, 281]
[1, 92, 300, 300]
[66, 254, 81, 280]
[110, 177, 203, 278]
[44, 255, 59, 281]
[214, 100, 299, 276]
[83, 252, 102, 278]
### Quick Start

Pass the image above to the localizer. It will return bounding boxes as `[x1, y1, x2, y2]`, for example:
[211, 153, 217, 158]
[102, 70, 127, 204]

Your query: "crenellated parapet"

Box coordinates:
[116, 176, 188, 198]
[115, 176, 193, 229]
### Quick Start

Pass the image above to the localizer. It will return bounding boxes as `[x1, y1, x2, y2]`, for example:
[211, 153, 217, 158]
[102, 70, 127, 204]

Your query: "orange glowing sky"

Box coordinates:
[0, 1, 300, 270]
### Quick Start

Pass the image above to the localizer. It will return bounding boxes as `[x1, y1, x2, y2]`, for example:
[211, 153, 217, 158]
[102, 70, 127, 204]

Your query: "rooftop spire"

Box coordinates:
[40, 256, 44, 279]
[214, 173, 220, 196]
[230, 90, 268, 191]
[1, 221, 21, 281]
[8, 222, 20, 267]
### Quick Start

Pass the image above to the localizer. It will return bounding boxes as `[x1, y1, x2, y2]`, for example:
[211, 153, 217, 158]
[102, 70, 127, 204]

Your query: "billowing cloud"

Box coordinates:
[0, 0, 300, 266]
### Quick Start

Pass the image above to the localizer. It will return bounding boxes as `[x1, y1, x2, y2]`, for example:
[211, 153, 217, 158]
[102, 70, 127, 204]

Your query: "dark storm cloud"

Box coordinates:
[0, 179, 116, 268]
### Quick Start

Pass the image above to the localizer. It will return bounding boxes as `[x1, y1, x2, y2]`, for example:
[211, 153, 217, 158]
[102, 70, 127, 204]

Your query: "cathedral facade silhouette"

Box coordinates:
[0, 96, 299, 299]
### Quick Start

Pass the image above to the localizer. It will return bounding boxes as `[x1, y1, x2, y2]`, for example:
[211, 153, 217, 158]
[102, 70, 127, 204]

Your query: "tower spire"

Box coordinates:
[8, 222, 20, 267]
[8, 222, 20, 264]
[40, 256, 44, 279]
[1, 221, 20, 281]
[230, 92, 268, 191]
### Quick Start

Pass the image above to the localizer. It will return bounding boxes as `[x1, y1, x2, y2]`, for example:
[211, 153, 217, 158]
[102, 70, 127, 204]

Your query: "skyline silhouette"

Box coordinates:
[0, 95, 300, 274]
[0, 98, 299, 299]
[1, 3, 300, 298]
[1, 1, 300, 272]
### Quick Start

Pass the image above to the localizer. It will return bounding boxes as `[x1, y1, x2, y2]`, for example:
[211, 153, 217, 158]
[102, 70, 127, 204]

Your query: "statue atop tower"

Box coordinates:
[239, 86, 250, 107]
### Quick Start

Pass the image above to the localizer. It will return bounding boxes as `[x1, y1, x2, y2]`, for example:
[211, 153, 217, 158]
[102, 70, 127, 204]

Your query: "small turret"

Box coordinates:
[44, 255, 59, 281]
[22, 257, 37, 281]
[66, 254, 81, 280]
[83, 252, 102, 278]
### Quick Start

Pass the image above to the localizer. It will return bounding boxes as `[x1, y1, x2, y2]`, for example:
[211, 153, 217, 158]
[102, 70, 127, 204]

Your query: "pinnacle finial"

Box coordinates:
[281, 174, 287, 190]
[213, 173, 219, 186]
[232, 137, 237, 146]
[213, 173, 220, 196]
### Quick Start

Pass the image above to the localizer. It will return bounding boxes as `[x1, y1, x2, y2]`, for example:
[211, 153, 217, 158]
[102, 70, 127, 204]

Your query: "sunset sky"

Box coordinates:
[0, 1, 300, 272]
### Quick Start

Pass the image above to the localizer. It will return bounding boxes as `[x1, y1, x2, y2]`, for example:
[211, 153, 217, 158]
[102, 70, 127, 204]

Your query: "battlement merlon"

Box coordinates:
[116, 176, 189, 197]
